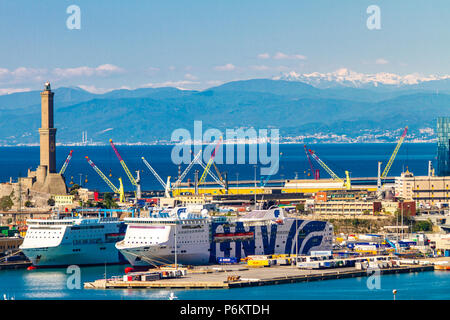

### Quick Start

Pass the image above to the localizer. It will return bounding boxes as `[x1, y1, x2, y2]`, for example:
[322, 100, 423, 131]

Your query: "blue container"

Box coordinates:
[445, 250, 450, 257]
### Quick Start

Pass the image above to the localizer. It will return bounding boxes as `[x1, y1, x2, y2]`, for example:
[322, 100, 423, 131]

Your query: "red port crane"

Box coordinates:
[59, 150, 73, 175]
[304, 145, 319, 179]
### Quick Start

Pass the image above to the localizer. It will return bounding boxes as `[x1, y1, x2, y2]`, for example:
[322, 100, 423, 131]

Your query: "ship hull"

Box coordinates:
[21, 242, 124, 267]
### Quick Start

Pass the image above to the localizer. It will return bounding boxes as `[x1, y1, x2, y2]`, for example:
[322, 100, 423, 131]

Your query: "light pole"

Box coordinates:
[174, 213, 178, 271]
[79, 173, 83, 187]
[254, 165, 257, 209]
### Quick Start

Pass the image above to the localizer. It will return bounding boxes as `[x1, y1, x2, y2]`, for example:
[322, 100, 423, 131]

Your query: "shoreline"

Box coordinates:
[0, 141, 437, 147]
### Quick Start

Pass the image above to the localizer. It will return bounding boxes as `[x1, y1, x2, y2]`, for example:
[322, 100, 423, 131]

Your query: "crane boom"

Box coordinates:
[199, 138, 222, 185]
[196, 157, 225, 188]
[173, 150, 203, 187]
[85, 156, 125, 202]
[59, 150, 73, 175]
[110, 139, 137, 186]
[308, 149, 343, 182]
[142, 157, 167, 189]
[212, 162, 224, 182]
[303, 145, 315, 178]
[85, 156, 119, 193]
[381, 127, 408, 179]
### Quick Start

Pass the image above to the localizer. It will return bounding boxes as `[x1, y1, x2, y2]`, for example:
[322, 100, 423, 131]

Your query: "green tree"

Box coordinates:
[296, 203, 305, 213]
[103, 193, 118, 209]
[0, 196, 13, 211]
[412, 220, 433, 232]
[24, 200, 33, 208]
[47, 198, 55, 206]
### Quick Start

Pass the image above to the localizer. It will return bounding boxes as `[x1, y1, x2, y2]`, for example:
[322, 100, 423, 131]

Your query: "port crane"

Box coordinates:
[85, 156, 125, 203]
[381, 126, 408, 179]
[195, 155, 226, 189]
[308, 149, 351, 190]
[303, 145, 319, 180]
[141, 157, 172, 198]
[59, 150, 73, 175]
[110, 139, 141, 199]
[199, 138, 223, 186]
[172, 150, 203, 188]
[172, 148, 226, 191]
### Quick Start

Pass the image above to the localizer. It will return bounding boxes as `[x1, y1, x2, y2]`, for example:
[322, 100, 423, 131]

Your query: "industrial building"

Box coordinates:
[395, 170, 450, 205]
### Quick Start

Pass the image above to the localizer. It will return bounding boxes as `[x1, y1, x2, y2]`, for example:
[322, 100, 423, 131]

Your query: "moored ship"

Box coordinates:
[20, 209, 128, 267]
[116, 206, 333, 267]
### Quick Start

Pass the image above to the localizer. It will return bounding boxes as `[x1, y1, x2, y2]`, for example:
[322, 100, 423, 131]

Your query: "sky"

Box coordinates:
[0, 0, 450, 94]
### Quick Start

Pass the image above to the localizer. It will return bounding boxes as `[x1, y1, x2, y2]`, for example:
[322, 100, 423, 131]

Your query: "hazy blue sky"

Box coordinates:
[0, 0, 449, 93]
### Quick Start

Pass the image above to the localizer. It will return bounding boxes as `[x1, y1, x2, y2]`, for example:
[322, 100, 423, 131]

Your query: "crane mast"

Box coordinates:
[59, 150, 73, 175]
[381, 126, 408, 179]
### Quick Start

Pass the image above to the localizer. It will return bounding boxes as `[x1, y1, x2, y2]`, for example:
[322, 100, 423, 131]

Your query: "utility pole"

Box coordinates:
[194, 170, 199, 196]
[377, 161, 382, 199]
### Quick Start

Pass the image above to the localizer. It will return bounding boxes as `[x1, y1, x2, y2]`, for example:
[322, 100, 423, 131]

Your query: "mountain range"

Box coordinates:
[1, 77, 449, 145]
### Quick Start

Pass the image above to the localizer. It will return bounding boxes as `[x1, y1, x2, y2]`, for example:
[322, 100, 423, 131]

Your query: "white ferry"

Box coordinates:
[116, 207, 333, 267]
[20, 209, 128, 267]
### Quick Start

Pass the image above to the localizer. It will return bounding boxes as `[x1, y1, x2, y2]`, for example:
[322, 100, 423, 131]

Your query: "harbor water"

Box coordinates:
[0, 143, 436, 192]
[0, 265, 449, 300]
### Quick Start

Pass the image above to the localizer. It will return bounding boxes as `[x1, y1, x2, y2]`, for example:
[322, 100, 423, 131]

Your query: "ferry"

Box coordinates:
[20, 209, 129, 267]
[116, 206, 333, 267]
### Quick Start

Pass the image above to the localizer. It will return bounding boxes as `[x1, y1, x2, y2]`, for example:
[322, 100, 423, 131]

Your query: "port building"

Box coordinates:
[395, 170, 450, 205]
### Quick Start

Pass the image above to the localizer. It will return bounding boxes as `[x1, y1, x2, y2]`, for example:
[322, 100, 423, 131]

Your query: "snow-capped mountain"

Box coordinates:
[274, 68, 450, 90]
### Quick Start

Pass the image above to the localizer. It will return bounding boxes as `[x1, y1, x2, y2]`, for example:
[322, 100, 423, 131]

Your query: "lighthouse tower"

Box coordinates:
[39, 82, 57, 173]
[28, 82, 67, 195]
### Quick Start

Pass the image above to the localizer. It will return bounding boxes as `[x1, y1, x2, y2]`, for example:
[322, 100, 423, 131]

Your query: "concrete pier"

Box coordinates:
[84, 264, 434, 290]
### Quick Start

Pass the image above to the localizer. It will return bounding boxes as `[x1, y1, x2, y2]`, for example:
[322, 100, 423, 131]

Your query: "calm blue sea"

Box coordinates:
[0, 143, 437, 192]
[0, 265, 448, 300]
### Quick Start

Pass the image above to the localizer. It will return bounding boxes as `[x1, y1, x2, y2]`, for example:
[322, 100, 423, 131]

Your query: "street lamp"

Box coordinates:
[254, 165, 257, 209]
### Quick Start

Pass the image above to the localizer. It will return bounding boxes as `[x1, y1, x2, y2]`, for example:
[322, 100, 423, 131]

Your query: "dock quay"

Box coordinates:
[84, 263, 434, 290]
[0, 261, 31, 270]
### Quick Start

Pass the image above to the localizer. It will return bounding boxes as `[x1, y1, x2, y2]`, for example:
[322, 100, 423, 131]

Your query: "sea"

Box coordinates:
[0, 142, 447, 300]
[0, 143, 437, 192]
[0, 265, 449, 300]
